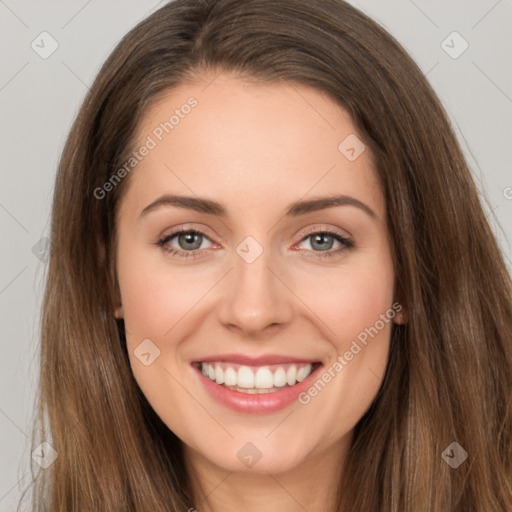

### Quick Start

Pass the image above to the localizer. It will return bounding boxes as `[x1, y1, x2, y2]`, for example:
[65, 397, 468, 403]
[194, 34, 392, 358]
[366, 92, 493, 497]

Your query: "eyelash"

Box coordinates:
[155, 227, 354, 260]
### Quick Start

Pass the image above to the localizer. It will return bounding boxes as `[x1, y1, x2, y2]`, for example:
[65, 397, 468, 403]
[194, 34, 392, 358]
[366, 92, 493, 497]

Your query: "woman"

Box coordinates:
[24, 0, 512, 510]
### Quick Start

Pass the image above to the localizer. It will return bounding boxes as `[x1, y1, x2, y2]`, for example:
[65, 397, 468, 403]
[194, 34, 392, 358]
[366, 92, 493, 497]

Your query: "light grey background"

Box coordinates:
[1, 0, 511, 509]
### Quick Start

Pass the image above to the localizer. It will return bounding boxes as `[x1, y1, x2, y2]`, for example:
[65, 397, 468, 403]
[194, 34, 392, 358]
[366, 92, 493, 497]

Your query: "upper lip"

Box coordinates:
[191, 354, 320, 366]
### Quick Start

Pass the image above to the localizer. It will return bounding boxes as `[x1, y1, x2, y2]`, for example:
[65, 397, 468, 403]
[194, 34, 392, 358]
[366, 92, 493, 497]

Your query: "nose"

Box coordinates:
[216, 246, 294, 338]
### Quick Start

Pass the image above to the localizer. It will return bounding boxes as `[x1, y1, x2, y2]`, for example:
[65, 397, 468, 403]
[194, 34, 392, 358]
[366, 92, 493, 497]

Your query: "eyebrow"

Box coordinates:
[139, 193, 377, 219]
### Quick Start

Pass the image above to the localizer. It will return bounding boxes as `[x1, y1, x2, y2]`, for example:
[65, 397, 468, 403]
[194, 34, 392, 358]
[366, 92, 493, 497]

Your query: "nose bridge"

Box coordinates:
[217, 237, 293, 335]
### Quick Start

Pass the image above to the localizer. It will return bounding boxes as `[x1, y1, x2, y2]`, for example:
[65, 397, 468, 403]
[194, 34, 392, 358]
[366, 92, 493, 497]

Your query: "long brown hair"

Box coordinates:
[22, 0, 512, 510]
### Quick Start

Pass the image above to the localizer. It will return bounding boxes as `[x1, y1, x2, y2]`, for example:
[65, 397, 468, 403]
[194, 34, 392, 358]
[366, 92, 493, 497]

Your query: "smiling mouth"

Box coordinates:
[192, 361, 322, 394]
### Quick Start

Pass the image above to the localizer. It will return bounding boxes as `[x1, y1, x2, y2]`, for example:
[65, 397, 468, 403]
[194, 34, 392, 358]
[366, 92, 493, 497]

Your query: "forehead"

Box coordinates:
[120, 72, 384, 220]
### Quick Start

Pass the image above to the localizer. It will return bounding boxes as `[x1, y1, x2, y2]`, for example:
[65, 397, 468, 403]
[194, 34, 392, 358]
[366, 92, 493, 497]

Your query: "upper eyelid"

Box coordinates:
[159, 225, 217, 242]
[299, 225, 351, 239]
[159, 229, 215, 247]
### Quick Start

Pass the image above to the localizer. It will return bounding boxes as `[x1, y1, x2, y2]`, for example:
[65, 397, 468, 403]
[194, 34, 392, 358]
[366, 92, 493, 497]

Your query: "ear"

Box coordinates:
[98, 237, 106, 263]
[98, 237, 124, 319]
[393, 304, 408, 325]
[393, 283, 408, 325]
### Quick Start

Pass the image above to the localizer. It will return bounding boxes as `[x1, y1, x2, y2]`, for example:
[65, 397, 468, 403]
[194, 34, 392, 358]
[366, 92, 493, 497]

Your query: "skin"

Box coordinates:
[113, 70, 406, 512]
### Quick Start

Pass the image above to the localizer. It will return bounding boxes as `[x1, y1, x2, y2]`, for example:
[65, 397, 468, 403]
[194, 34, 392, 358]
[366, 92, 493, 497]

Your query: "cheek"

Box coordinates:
[337, 271, 395, 345]
[291, 258, 395, 349]
[117, 248, 211, 342]
[116, 248, 205, 440]
[288, 249, 395, 408]
[291, 253, 396, 436]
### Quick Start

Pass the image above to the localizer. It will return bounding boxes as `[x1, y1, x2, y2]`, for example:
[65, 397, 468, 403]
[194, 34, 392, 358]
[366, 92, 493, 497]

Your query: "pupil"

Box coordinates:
[312, 234, 333, 251]
[179, 232, 201, 250]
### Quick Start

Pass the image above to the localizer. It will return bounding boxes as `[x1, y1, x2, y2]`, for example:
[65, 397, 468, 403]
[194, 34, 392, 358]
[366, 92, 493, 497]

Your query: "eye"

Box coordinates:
[155, 227, 354, 260]
[295, 229, 354, 258]
[156, 228, 215, 258]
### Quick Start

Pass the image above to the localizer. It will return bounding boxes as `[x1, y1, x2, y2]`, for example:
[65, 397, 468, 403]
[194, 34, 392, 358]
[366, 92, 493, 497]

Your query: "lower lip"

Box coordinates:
[194, 364, 322, 414]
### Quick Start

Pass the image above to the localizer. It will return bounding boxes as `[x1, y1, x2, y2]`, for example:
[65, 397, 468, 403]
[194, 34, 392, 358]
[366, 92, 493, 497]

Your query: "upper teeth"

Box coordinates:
[201, 362, 313, 389]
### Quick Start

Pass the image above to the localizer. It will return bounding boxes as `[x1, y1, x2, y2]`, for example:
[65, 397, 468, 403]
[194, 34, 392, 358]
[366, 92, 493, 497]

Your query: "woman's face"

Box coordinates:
[114, 71, 400, 475]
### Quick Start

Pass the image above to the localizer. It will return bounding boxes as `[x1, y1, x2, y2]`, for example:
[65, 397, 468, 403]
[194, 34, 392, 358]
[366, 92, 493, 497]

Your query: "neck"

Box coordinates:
[184, 436, 350, 512]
